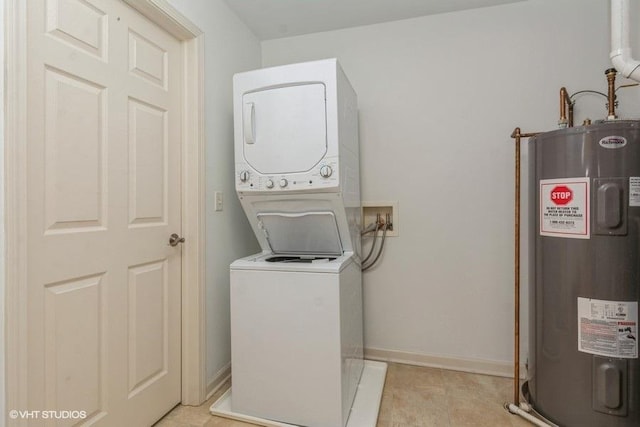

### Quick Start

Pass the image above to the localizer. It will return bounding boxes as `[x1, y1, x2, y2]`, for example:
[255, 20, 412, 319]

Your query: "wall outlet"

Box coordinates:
[362, 201, 398, 237]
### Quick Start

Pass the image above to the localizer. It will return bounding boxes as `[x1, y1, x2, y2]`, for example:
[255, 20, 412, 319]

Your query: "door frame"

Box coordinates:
[4, 0, 206, 423]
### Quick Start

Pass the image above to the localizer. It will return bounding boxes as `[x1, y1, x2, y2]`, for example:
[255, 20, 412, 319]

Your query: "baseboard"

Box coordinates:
[206, 362, 232, 400]
[364, 347, 526, 379]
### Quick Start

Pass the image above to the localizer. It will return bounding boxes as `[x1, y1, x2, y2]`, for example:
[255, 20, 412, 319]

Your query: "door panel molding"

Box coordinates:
[4, 2, 206, 426]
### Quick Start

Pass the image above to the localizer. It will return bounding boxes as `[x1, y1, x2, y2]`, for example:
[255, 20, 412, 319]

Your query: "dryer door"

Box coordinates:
[256, 211, 343, 256]
[242, 83, 327, 174]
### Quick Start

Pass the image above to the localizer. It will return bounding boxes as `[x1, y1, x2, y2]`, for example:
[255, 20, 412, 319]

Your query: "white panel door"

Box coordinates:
[26, 0, 182, 425]
[242, 83, 327, 174]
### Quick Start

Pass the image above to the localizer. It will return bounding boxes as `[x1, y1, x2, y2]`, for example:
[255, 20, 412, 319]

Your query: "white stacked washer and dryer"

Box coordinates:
[213, 59, 386, 427]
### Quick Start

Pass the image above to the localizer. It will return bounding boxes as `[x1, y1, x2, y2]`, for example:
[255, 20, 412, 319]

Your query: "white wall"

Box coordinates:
[165, 0, 261, 389]
[262, 0, 640, 369]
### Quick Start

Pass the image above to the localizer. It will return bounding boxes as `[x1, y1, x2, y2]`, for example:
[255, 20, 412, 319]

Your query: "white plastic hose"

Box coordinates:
[508, 403, 554, 427]
[611, 0, 640, 81]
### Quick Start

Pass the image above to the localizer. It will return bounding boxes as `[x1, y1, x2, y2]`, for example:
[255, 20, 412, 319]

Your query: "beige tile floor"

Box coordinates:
[155, 362, 532, 427]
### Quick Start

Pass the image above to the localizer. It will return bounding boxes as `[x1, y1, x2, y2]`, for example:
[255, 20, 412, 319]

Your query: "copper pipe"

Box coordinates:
[510, 128, 539, 139]
[511, 127, 522, 406]
[606, 68, 617, 119]
[510, 127, 540, 406]
[568, 103, 574, 128]
[558, 87, 574, 128]
[559, 87, 569, 126]
[512, 127, 521, 406]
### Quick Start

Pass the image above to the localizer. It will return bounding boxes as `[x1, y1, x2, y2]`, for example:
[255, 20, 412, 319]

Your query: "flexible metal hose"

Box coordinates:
[363, 222, 388, 271]
[361, 223, 380, 265]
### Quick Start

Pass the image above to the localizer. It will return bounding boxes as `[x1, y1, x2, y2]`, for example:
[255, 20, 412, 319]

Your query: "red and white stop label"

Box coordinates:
[550, 185, 573, 205]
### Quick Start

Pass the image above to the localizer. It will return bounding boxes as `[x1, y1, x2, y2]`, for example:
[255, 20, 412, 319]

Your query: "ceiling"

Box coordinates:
[222, 0, 526, 41]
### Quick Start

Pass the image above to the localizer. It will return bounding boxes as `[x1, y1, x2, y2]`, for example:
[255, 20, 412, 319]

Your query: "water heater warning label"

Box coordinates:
[578, 297, 638, 359]
[630, 177, 640, 206]
[540, 178, 590, 239]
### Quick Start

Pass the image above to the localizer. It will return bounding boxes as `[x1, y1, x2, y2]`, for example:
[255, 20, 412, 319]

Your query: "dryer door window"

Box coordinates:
[242, 83, 327, 174]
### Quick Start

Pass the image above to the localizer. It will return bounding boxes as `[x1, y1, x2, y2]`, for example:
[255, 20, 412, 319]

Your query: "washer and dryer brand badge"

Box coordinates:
[599, 136, 627, 149]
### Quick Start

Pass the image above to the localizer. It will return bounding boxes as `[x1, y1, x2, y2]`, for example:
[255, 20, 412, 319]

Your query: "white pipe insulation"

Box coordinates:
[611, 0, 640, 82]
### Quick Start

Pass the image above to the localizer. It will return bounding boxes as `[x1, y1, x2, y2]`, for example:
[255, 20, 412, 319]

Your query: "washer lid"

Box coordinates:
[242, 83, 327, 174]
[256, 211, 343, 256]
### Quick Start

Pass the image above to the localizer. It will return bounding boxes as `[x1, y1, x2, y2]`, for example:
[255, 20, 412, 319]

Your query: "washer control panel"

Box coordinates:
[236, 158, 339, 192]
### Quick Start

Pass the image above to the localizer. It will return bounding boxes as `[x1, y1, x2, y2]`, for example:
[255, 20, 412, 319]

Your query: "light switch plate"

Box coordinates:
[214, 191, 223, 211]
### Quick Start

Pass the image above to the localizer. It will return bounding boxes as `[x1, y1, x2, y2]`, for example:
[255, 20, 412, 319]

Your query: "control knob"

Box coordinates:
[239, 170, 250, 182]
[265, 179, 274, 189]
[279, 178, 288, 188]
[320, 165, 333, 178]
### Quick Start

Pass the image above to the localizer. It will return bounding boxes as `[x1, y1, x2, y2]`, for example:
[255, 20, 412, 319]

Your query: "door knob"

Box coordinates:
[169, 233, 185, 247]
